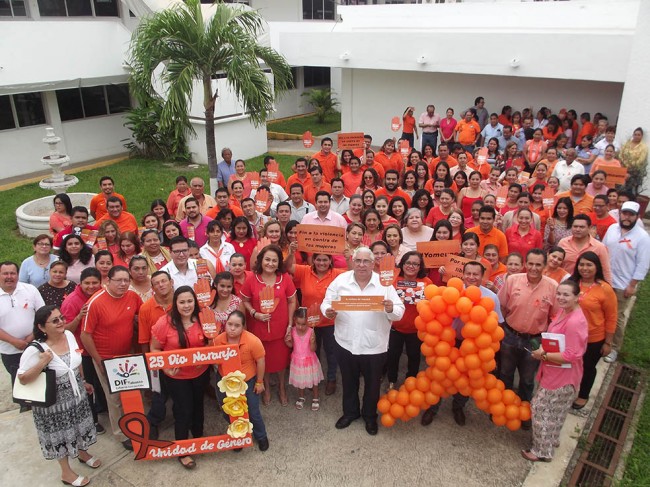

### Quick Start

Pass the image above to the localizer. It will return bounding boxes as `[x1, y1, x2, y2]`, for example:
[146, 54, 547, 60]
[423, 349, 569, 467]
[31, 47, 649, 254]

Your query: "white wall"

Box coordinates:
[61, 115, 131, 163]
[341, 69, 624, 144]
[189, 117, 268, 166]
[0, 125, 54, 178]
[252, 0, 302, 22]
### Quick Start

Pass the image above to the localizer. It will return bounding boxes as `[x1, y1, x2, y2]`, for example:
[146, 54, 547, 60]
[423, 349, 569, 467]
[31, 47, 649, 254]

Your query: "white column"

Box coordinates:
[616, 0, 650, 196]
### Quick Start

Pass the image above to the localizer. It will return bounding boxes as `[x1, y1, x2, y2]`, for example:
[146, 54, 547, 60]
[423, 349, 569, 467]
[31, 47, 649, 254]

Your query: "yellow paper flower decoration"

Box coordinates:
[222, 396, 249, 417]
[217, 371, 248, 398]
[227, 418, 253, 438]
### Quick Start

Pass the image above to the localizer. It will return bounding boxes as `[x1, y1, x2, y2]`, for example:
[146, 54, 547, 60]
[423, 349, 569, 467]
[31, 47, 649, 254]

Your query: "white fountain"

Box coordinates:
[15, 128, 95, 237]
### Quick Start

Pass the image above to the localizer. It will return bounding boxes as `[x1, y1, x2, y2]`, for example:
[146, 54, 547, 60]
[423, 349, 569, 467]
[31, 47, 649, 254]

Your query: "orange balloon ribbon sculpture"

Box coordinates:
[377, 278, 531, 431]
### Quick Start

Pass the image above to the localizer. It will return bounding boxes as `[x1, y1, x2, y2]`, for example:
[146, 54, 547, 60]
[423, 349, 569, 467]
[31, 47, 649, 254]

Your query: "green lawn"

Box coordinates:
[2, 154, 298, 264]
[618, 279, 650, 486]
[267, 112, 341, 136]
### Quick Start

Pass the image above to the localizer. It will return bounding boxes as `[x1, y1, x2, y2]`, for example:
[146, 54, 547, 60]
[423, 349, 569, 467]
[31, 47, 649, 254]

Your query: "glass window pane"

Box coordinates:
[14, 92, 46, 127]
[12, 0, 26, 15]
[0, 0, 12, 16]
[93, 0, 118, 17]
[37, 0, 66, 16]
[302, 0, 313, 20]
[324, 0, 335, 20]
[56, 88, 84, 121]
[66, 0, 92, 16]
[0, 96, 16, 130]
[106, 84, 131, 114]
[81, 86, 107, 117]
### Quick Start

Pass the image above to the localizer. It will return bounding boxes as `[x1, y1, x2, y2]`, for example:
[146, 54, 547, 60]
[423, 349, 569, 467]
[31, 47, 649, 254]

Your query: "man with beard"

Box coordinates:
[375, 170, 412, 206]
[602, 201, 650, 363]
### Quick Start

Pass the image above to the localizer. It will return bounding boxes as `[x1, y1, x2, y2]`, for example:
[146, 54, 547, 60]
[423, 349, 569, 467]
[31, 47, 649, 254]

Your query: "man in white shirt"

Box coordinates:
[0, 261, 45, 412]
[160, 237, 199, 289]
[322, 247, 404, 435]
[602, 201, 650, 363]
[287, 184, 315, 223]
[418, 104, 441, 155]
[552, 148, 584, 192]
[330, 178, 349, 215]
[302, 192, 348, 229]
[480, 113, 504, 147]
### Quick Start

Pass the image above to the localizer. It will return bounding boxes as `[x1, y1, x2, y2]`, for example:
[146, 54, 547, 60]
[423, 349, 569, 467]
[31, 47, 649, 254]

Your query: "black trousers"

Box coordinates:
[147, 370, 169, 427]
[2, 353, 23, 405]
[335, 340, 386, 422]
[164, 369, 209, 441]
[386, 329, 422, 383]
[578, 340, 604, 400]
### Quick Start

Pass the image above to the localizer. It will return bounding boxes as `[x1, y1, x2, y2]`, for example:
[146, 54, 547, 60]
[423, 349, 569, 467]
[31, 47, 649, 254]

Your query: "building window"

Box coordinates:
[0, 92, 46, 131]
[303, 67, 330, 88]
[303, 0, 335, 20]
[37, 0, 118, 17]
[56, 84, 131, 122]
[0, 0, 27, 16]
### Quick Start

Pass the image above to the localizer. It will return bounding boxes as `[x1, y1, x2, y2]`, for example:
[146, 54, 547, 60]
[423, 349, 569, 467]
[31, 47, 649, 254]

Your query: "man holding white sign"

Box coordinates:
[321, 247, 404, 435]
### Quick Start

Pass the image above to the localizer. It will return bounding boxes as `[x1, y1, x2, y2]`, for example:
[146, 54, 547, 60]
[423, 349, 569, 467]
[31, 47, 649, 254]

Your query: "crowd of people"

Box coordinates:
[2, 99, 649, 484]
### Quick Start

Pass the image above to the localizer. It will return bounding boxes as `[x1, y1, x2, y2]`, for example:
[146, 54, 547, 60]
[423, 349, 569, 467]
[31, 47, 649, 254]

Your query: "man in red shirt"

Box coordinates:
[311, 137, 338, 182]
[81, 266, 141, 450]
[90, 176, 127, 220]
[341, 156, 363, 197]
[166, 175, 190, 218]
[428, 143, 458, 174]
[53, 206, 99, 250]
[304, 165, 332, 205]
[576, 112, 595, 145]
[285, 157, 312, 194]
[588, 194, 617, 241]
[96, 197, 138, 233]
[375, 170, 412, 205]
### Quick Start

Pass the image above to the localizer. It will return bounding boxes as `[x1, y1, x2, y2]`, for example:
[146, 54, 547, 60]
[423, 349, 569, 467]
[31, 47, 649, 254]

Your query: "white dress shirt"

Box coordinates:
[330, 196, 350, 215]
[552, 160, 585, 192]
[321, 271, 405, 355]
[160, 259, 199, 290]
[0, 282, 45, 354]
[602, 223, 650, 290]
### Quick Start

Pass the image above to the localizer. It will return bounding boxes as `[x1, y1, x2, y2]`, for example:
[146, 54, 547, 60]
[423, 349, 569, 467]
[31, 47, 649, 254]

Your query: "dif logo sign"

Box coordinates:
[104, 355, 150, 393]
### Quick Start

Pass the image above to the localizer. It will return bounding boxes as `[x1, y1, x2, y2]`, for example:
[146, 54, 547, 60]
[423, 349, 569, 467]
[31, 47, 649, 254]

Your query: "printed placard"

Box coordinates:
[266, 161, 280, 184]
[395, 279, 427, 305]
[146, 345, 240, 371]
[338, 132, 365, 150]
[103, 355, 150, 394]
[442, 255, 488, 284]
[600, 165, 628, 186]
[476, 147, 488, 166]
[95, 236, 108, 251]
[303, 131, 314, 148]
[417, 240, 461, 268]
[296, 224, 346, 255]
[542, 187, 555, 210]
[81, 228, 98, 247]
[496, 186, 508, 209]
[399, 139, 410, 162]
[332, 295, 385, 312]
[379, 254, 396, 286]
[391, 116, 401, 132]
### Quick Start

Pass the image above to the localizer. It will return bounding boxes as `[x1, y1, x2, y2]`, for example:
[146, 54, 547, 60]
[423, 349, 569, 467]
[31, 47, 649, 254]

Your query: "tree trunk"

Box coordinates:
[204, 76, 218, 184]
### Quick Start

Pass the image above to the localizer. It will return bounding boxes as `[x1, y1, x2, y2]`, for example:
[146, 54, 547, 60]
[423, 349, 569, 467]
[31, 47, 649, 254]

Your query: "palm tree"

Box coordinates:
[129, 0, 292, 173]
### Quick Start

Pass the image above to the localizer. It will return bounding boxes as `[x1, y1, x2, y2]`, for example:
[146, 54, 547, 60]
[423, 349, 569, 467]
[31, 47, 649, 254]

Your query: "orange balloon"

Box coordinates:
[404, 377, 417, 392]
[519, 403, 532, 421]
[430, 381, 445, 396]
[416, 300, 435, 322]
[424, 284, 440, 300]
[446, 277, 464, 291]
[455, 356, 467, 373]
[464, 354, 481, 370]
[423, 333, 439, 347]
[475, 399, 491, 412]
[425, 355, 437, 367]
[442, 286, 460, 304]
[481, 359, 497, 372]
[502, 390, 516, 405]
[426, 320, 443, 336]
[387, 389, 399, 402]
[478, 296, 495, 313]
[484, 374, 498, 390]
[416, 376, 431, 393]
[429, 296, 447, 314]
[401, 413, 412, 422]
[506, 419, 522, 431]
[492, 415, 507, 426]
[390, 403, 405, 418]
[487, 388, 502, 404]
[461, 322, 482, 339]
[505, 404, 520, 420]
[381, 414, 395, 427]
[475, 332, 493, 349]
[469, 305, 488, 324]
[459, 338, 478, 356]
[464, 285, 482, 303]
[440, 327, 457, 344]
[472, 388, 488, 401]
[478, 347, 495, 362]
[495, 380, 506, 391]
[396, 390, 410, 406]
[445, 385, 458, 395]
[409, 390, 425, 407]
[414, 316, 426, 331]
[434, 341, 451, 357]
[459, 313, 471, 323]
[435, 356, 451, 371]
[449, 347, 460, 363]
[468, 368, 485, 380]
[420, 343, 434, 357]
[489, 402, 506, 417]
[430, 367, 446, 382]
[491, 326, 505, 342]
[446, 364, 461, 381]
[454, 376, 469, 391]
[469, 376, 485, 389]
[405, 403, 421, 417]
[447, 304, 460, 318]
[424, 392, 440, 406]
[377, 398, 391, 414]
[437, 313, 452, 326]
[490, 342, 501, 352]
[482, 316, 498, 333]
[417, 330, 428, 342]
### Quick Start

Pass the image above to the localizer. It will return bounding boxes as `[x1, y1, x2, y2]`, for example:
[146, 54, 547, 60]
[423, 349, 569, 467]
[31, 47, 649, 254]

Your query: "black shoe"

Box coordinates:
[421, 407, 437, 426]
[149, 425, 159, 440]
[335, 415, 360, 429]
[521, 420, 532, 431]
[365, 420, 378, 436]
[452, 408, 466, 426]
[19, 405, 31, 413]
[258, 437, 270, 452]
[122, 439, 133, 451]
[233, 448, 243, 453]
[95, 423, 106, 435]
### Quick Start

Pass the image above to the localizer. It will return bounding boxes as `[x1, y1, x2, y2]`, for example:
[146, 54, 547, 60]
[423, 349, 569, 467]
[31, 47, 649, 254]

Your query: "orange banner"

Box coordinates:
[296, 224, 346, 254]
[417, 240, 461, 268]
[332, 295, 385, 312]
[338, 132, 365, 150]
[145, 345, 239, 370]
[600, 165, 628, 186]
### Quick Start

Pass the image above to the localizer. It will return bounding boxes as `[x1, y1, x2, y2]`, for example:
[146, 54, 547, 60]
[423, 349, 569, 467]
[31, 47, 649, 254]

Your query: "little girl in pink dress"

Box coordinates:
[285, 308, 324, 411]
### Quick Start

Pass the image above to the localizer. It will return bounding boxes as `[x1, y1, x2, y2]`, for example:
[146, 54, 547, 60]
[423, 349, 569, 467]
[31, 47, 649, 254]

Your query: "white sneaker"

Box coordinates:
[604, 350, 618, 363]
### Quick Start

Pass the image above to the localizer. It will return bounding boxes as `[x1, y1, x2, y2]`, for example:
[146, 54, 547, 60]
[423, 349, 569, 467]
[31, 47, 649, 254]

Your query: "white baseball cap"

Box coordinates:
[621, 201, 640, 214]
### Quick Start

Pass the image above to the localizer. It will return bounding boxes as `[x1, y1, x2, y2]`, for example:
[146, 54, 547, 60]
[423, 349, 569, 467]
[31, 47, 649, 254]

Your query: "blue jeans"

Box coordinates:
[315, 325, 338, 382]
[498, 327, 540, 402]
[421, 132, 438, 156]
[216, 374, 267, 441]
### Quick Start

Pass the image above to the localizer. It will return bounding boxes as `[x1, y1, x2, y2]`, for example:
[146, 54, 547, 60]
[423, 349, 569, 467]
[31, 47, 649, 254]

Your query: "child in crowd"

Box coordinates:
[285, 307, 323, 411]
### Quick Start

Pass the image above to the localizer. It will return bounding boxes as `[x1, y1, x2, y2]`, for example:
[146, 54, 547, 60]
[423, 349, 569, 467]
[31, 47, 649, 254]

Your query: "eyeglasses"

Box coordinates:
[109, 278, 130, 284]
[35, 242, 51, 247]
[404, 262, 421, 267]
[46, 316, 66, 325]
[353, 259, 373, 266]
[172, 249, 189, 255]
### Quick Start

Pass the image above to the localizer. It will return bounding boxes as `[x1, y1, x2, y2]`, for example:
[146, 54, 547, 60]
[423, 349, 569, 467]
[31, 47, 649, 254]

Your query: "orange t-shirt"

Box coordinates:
[543, 266, 569, 284]
[576, 121, 595, 145]
[285, 174, 312, 194]
[454, 120, 481, 145]
[587, 212, 617, 240]
[554, 191, 594, 215]
[425, 206, 452, 227]
[96, 211, 138, 234]
[362, 163, 385, 181]
[304, 182, 332, 205]
[138, 297, 172, 345]
[428, 156, 459, 175]
[341, 171, 363, 197]
[374, 151, 404, 174]
[294, 266, 347, 326]
[90, 192, 127, 221]
[311, 151, 338, 182]
[466, 225, 509, 258]
[152, 316, 209, 380]
[213, 330, 265, 381]
[375, 187, 412, 206]
[205, 204, 243, 219]
[403, 115, 416, 134]
[578, 281, 617, 343]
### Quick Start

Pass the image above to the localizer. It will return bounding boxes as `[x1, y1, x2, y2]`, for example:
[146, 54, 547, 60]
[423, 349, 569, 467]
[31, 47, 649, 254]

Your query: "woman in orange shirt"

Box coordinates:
[374, 139, 404, 174]
[228, 159, 253, 198]
[401, 106, 418, 148]
[543, 246, 570, 284]
[524, 129, 548, 171]
[570, 252, 617, 410]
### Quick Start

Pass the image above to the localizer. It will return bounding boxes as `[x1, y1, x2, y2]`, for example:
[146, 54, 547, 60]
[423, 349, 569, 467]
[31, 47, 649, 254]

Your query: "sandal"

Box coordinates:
[262, 392, 271, 406]
[79, 456, 102, 469]
[178, 456, 196, 470]
[61, 476, 89, 486]
[572, 398, 588, 410]
[280, 391, 289, 407]
[295, 397, 305, 410]
[521, 450, 551, 463]
[311, 398, 320, 411]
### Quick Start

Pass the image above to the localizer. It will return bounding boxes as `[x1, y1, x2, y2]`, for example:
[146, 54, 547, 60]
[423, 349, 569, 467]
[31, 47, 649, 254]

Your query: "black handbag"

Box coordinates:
[12, 342, 57, 407]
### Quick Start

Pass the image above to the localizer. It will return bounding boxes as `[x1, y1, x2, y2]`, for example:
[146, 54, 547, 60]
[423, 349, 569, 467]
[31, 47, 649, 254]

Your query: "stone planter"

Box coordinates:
[16, 193, 96, 238]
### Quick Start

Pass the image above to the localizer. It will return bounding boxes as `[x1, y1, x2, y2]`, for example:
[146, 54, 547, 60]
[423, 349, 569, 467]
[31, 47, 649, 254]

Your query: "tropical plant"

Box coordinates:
[301, 88, 340, 123]
[128, 0, 292, 175]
